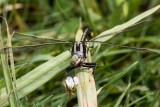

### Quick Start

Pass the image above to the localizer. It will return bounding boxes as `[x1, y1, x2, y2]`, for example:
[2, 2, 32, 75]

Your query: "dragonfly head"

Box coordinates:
[83, 26, 94, 36]
[76, 51, 84, 58]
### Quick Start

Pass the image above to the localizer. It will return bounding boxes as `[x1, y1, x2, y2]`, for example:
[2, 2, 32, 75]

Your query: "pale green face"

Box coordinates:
[76, 51, 84, 58]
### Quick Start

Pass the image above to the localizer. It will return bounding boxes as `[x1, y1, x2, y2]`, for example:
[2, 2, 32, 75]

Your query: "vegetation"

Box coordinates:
[0, 0, 160, 107]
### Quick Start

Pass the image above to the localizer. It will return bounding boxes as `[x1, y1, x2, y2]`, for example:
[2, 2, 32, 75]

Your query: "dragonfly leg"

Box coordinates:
[82, 62, 96, 74]
[65, 65, 78, 77]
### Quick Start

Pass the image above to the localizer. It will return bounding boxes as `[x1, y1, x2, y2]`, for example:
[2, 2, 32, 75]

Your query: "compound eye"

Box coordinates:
[77, 52, 83, 58]
[90, 31, 94, 37]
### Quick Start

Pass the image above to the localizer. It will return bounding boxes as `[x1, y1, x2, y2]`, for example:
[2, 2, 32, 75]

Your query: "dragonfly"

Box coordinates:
[1, 20, 159, 92]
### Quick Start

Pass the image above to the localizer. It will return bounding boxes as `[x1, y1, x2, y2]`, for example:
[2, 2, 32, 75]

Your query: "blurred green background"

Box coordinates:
[0, 0, 160, 107]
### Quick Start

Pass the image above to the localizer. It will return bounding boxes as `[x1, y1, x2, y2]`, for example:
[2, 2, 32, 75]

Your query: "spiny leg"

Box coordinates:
[65, 65, 78, 77]
[82, 62, 96, 74]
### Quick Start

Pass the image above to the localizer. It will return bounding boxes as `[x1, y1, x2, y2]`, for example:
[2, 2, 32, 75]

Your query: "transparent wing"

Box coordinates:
[0, 42, 73, 53]
[13, 32, 72, 44]
[87, 20, 159, 54]
[8, 32, 73, 52]
[0, 32, 72, 53]
[86, 41, 160, 54]
[91, 20, 153, 41]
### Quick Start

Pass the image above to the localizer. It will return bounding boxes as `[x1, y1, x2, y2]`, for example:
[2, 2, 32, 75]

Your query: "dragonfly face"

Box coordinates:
[69, 27, 94, 67]
[70, 42, 87, 66]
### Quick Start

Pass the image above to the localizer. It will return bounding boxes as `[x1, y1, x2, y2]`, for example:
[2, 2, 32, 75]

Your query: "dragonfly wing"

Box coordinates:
[12, 43, 63, 52]
[13, 32, 72, 44]
[0, 32, 73, 53]
[86, 41, 160, 54]
[0, 42, 72, 53]
[91, 20, 153, 41]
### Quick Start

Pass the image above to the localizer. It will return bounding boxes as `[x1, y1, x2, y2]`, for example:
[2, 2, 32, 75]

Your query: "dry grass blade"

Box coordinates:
[76, 20, 97, 107]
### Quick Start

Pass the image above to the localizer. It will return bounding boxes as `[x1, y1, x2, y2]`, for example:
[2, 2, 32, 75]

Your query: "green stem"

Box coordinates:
[0, 24, 18, 107]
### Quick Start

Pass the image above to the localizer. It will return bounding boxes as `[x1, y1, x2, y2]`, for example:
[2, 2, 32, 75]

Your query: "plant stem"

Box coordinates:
[0, 23, 18, 107]
[76, 20, 97, 107]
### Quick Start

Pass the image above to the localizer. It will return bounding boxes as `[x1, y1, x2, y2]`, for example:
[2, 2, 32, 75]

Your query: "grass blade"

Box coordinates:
[97, 61, 138, 95]
[127, 92, 154, 107]
[114, 83, 131, 107]
[0, 17, 20, 107]
[0, 51, 71, 106]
